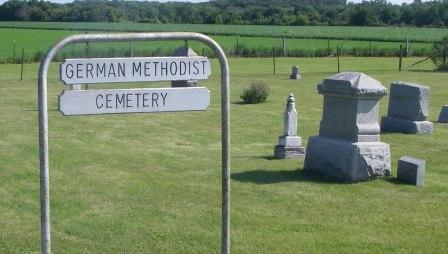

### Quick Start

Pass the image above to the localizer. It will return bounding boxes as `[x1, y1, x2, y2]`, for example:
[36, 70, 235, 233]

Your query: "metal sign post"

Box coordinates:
[38, 32, 230, 254]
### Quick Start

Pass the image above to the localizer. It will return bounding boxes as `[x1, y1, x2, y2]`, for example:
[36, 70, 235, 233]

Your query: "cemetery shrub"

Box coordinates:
[240, 81, 270, 104]
[430, 36, 448, 71]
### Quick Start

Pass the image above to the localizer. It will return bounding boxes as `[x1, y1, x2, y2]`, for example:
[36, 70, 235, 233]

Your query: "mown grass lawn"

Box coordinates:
[0, 56, 447, 253]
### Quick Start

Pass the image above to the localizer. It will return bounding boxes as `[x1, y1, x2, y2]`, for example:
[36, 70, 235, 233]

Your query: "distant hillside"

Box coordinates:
[0, 0, 447, 27]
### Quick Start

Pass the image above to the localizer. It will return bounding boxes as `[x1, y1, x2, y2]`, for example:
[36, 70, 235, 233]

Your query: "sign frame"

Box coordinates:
[38, 32, 230, 254]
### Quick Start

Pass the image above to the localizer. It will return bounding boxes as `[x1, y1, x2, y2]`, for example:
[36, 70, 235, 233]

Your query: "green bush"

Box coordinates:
[430, 36, 448, 71]
[240, 81, 270, 104]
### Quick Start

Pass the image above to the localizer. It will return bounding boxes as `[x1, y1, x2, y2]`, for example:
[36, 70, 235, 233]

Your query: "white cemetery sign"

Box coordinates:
[60, 56, 211, 84]
[39, 33, 231, 254]
[59, 87, 210, 115]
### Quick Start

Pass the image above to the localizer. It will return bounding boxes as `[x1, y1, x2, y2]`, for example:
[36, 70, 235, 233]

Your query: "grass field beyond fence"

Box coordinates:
[0, 22, 444, 63]
[1, 22, 447, 42]
[0, 57, 447, 252]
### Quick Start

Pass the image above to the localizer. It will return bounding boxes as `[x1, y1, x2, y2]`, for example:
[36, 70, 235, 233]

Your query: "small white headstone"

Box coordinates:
[274, 94, 305, 159]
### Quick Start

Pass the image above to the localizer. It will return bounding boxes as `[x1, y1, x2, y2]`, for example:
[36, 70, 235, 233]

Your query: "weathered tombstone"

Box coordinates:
[438, 105, 448, 123]
[303, 72, 391, 181]
[274, 94, 305, 159]
[381, 81, 433, 134]
[171, 46, 199, 87]
[290, 66, 301, 80]
[397, 156, 425, 187]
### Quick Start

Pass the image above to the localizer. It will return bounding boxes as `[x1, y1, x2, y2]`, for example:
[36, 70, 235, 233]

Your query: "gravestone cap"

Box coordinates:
[397, 156, 425, 187]
[387, 81, 430, 121]
[287, 93, 295, 103]
[390, 81, 429, 98]
[172, 46, 198, 57]
[318, 72, 387, 98]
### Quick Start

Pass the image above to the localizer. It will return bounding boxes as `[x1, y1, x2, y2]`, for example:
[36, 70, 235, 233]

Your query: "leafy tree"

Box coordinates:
[349, 7, 377, 26]
[1, 0, 448, 27]
[431, 36, 448, 71]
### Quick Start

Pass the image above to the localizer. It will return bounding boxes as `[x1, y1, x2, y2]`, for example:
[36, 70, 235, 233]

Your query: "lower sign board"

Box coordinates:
[59, 87, 210, 116]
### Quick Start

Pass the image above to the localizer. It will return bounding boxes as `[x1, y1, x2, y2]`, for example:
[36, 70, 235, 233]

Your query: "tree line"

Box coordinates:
[1, 0, 448, 27]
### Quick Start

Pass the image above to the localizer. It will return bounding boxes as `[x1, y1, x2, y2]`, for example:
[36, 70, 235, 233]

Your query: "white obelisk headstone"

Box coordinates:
[274, 94, 305, 159]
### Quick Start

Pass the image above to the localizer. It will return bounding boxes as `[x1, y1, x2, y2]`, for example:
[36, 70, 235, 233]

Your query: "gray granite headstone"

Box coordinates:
[171, 46, 199, 87]
[438, 105, 448, 123]
[303, 72, 391, 181]
[381, 81, 433, 134]
[274, 94, 305, 159]
[290, 66, 301, 80]
[397, 156, 425, 187]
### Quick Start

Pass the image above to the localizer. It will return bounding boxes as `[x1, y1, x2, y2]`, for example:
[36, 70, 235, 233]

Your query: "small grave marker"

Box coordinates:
[397, 156, 425, 187]
[438, 105, 448, 123]
[290, 66, 301, 80]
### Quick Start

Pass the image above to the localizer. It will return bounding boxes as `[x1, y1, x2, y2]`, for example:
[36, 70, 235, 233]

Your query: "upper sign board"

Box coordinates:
[60, 56, 211, 84]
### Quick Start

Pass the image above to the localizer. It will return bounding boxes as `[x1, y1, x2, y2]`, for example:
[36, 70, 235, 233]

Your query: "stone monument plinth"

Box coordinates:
[171, 46, 199, 87]
[290, 66, 301, 80]
[381, 82, 433, 134]
[274, 94, 305, 159]
[304, 72, 391, 181]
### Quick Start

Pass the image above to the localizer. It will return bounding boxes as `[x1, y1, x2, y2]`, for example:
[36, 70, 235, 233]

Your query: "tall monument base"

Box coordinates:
[303, 136, 391, 181]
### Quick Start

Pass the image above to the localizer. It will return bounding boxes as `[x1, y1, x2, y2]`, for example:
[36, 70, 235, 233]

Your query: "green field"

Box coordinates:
[0, 27, 434, 63]
[1, 22, 448, 42]
[1, 56, 447, 252]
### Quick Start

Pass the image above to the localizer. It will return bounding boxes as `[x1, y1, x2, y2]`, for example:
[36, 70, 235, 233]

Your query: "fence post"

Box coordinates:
[72, 44, 75, 57]
[236, 37, 239, 54]
[283, 37, 286, 57]
[85, 42, 89, 57]
[13, 40, 16, 63]
[130, 41, 134, 57]
[399, 44, 403, 71]
[273, 45, 276, 75]
[406, 39, 409, 57]
[337, 45, 340, 73]
[20, 48, 24, 81]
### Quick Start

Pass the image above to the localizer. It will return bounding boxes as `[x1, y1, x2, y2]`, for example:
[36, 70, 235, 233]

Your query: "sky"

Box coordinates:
[0, 0, 426, 4]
